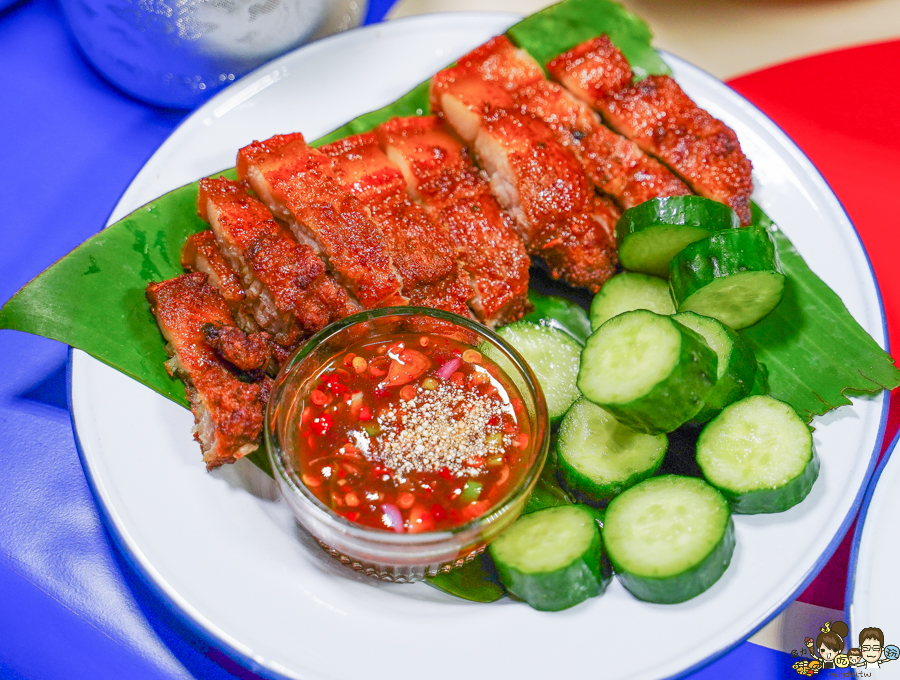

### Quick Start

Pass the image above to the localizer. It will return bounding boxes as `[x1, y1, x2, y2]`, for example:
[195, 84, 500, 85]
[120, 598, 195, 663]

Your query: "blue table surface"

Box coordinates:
[0, 0, 799, 677]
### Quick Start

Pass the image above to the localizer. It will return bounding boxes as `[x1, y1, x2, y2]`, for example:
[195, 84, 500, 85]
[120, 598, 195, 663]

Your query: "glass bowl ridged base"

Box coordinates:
[314, 539, 485, 582]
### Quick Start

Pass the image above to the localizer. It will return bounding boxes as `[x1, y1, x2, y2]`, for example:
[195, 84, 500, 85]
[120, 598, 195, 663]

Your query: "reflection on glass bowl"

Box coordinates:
[59, 0, 366, 108]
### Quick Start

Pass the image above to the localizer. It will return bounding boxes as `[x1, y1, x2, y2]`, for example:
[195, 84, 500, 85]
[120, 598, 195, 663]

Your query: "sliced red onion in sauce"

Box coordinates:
[381, 503, 404, 532]
[435, 357, 462, 380]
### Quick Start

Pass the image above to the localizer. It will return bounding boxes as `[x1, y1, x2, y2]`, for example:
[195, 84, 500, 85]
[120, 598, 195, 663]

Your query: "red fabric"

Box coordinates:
[727, 41, 900, 611]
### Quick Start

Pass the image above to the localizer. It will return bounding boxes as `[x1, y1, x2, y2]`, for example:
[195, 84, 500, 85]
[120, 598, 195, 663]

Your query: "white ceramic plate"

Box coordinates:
[847, 432, 900, 664]
[71, 13, 889, 680]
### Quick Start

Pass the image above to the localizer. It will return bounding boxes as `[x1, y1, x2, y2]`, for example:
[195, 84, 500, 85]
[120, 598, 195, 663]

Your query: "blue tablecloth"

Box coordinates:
[0, 0, 805, 677]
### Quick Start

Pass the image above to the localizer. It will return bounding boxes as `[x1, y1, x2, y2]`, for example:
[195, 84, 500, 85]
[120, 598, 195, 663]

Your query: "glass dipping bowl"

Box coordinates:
[266, 307, 549, 581]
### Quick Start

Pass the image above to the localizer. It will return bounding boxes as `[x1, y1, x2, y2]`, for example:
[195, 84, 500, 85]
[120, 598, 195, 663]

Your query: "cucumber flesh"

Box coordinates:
[603, 475, 734, 604]
[578, 310, 717, 434]
[496, 321, 582, 422]
[673, 311, 757, 423]
[557, 398, 667, 505]
[679, 271, 786, 330]
[619, 225, 712, 277]
[489, 505, 609, 611]
[669, 227, 785, 329]
[616, 196, 740, 277]
[697, 395, 818, 513]
[590, 272, 675, 330]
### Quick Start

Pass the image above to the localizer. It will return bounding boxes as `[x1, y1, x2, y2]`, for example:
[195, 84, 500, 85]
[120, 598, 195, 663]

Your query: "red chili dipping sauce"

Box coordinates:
[292, 333, 531, 533]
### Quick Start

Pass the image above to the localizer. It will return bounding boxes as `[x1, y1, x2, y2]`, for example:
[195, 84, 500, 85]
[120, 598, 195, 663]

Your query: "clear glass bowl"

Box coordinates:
[266, 307, 549, 581]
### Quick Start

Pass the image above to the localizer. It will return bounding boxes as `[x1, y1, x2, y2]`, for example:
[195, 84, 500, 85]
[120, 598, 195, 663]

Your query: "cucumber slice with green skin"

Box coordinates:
[523, 291, 592, 344]
[557, 398, 667, 505]
[578, 310, 717, 434]
[616, 196, 740, 277]
[673, 312, 758, 423]
[489, 505, 610, 611]
[590, 272, 675, 330]
[496, 321, 582, 422]
[749, 360, 769, 396]
[604, 475, 735, 604]
[697, 395, 818, 514]
[669, 227, 786, 329]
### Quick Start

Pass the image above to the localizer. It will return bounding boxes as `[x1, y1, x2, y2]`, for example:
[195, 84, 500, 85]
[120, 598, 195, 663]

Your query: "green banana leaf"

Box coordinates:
[0, 0, 898, 604]
[739, 229, 896, 420]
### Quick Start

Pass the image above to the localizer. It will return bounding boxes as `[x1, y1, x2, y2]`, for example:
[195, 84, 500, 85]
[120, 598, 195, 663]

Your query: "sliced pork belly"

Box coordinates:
[548, 36, 753, 224]
[182, 231, 246, 309]
[432, 57, 617, 291]
[433, 35, 689, 212]
[376, 115, 529, 327]
[318, 133, 473, 318]
[200, 322, 271, 374]
[236, 133, 404, 308]
[146, 272, 272, 469]
[513, 81, 691, 209]
[197, 177, 356, 354]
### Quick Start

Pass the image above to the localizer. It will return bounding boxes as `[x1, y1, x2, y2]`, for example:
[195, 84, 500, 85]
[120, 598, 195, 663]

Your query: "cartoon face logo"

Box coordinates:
[885, 645, 900, 661]
[818, 644, 837, 661]
[862, 640, 883, 663]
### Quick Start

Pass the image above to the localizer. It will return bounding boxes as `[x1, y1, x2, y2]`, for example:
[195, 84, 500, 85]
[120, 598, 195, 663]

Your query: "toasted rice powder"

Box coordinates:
[372, 381, 513, 478]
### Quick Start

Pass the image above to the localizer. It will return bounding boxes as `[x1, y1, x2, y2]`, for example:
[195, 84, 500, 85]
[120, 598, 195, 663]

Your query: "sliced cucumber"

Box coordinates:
[603, 475, 735, 604]
[616, 196, 740, 276]
[696, 395, 818, 514]
[523, 291, 592, 345]
[669, 226, 785, 329]
[578, 310, 717, 434]
[496, 321, 582, 422]
[489, 505, 610, 611]
[673, 312, 758, 423]
[749, 361, 769, 396]
[557, 398, 667, 505]
[589, 272, 675, 330]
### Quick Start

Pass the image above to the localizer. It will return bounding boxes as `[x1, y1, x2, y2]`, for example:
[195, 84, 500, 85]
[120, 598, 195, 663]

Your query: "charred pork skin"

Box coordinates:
[146, 272, 272, 469]
[236, 133, 405, 308]
[376, 115, 529, 327]
[319, 133, 473, 318]
[548, 36, 753, 224]
[198, 177, 356, 353]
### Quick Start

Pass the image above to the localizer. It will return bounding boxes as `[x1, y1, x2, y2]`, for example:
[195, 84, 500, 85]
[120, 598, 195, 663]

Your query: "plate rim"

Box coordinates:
[845, 426, 899, 632]
[69, 13, 892, 680]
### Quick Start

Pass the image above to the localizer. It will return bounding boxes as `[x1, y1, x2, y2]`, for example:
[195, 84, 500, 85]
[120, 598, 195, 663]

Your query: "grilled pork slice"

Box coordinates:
[181, 231, 246, 308]
[236, 133, 404, 308]
[548, 36, 753, 224]
[198, 177, 356, 353]
[432, 55, 618, 291]
[146, 272, 272, 469]
[432, 36, 689, 212]
[319, 133, 473, 318]
[376, 115, 529, 327]
[200, 322, 271, 374]
[513, 81, 691, 209]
